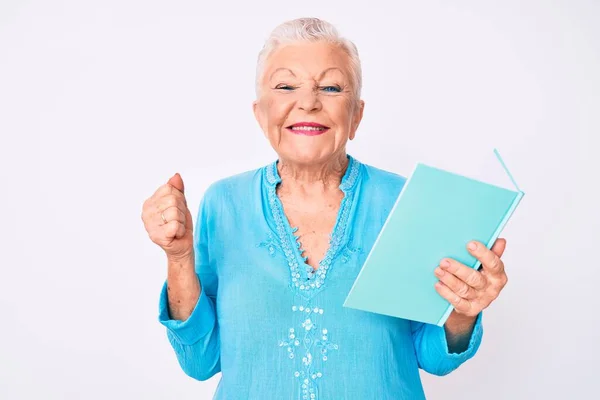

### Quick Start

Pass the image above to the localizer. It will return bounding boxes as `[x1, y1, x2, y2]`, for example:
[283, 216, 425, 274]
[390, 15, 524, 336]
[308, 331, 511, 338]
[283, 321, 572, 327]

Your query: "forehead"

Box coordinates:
[264, 41, 351, 80]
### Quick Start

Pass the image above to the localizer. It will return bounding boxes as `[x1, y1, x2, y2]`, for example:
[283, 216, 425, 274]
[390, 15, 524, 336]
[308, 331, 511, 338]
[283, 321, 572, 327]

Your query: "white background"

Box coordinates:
[1, 0, 599, 398]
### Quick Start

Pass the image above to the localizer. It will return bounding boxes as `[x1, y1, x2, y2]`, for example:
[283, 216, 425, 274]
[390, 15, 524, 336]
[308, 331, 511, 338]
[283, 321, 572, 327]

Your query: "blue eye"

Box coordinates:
[321, 86, 342, 93]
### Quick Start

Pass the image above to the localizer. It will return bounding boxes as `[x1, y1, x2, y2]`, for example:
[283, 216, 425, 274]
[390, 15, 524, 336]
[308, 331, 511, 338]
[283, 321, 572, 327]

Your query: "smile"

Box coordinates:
[286, 122, 330, 136]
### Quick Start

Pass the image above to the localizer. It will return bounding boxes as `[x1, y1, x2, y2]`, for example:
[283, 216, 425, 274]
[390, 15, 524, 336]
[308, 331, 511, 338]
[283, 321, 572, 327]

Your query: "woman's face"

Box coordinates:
[253, 41, 364, 166]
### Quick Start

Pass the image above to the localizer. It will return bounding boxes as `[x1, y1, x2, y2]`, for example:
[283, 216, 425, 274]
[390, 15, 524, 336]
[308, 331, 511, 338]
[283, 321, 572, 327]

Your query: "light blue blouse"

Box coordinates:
[158, 155, 483, 399]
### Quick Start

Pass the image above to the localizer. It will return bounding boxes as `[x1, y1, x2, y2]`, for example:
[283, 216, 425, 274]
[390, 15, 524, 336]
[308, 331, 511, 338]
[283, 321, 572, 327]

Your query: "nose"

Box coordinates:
[296, 87, 322, 112]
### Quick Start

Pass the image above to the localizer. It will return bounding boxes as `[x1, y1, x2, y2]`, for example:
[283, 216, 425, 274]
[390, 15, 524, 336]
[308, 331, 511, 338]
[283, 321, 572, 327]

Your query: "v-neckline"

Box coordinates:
[264, 155, 362, 295]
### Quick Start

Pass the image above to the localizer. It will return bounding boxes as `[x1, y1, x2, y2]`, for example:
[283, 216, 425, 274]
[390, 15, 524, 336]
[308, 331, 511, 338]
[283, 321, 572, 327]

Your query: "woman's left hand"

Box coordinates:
[434, 238, 508, 318]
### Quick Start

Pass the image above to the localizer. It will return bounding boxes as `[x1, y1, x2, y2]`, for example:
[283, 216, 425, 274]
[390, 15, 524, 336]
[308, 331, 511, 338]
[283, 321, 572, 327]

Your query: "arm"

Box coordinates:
[413, 238, 509, 375]
[158, 194, 221, 381]
[444, 311, 480, 354]
[410, 312, 483, 376]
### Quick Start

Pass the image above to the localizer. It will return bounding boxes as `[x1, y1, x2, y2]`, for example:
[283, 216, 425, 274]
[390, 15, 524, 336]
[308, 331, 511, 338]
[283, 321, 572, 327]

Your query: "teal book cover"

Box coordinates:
[343, 149, 524, 326]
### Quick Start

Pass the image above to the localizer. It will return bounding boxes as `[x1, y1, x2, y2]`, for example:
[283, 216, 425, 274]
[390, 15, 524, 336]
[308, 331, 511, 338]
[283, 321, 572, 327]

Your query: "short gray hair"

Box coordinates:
[255, 17, 362, 101]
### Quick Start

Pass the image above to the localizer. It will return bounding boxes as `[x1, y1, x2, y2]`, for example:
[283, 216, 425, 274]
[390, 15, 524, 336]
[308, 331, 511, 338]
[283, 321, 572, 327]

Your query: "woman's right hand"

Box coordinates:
[141, 173, 194, 260]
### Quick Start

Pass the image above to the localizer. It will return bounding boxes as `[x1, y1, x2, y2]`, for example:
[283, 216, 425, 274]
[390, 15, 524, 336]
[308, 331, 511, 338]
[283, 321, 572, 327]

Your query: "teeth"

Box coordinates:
[291, 126, 325, 131]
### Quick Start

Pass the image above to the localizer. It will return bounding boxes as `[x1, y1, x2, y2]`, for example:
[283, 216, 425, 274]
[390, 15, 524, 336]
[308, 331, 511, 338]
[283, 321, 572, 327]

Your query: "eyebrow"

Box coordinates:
[269, 68, 296, 81]
[317, 67, 345, 80]
[268, 67, 345, 82]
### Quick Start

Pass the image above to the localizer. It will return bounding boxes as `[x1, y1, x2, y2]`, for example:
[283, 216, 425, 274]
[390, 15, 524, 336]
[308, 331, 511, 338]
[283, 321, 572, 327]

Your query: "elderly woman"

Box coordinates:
[142, 17, 509, 399]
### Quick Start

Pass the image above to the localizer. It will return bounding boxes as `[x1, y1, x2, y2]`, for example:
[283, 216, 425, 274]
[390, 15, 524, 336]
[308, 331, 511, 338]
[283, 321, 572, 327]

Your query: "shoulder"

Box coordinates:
[201, 166, 262, 207]
[360, 161, 407, 196]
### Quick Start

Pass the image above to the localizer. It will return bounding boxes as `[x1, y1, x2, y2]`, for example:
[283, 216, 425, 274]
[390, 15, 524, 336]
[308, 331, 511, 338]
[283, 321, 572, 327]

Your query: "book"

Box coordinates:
[343, 149, 524, 326]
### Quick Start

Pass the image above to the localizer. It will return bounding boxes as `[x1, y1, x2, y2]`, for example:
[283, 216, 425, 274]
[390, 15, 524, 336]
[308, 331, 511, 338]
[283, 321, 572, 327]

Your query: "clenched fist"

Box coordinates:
[141, 173, 194, 260]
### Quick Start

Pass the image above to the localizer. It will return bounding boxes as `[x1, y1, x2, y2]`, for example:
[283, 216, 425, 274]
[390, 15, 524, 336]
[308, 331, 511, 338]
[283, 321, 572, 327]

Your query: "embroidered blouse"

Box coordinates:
[158, 155, 483, 399]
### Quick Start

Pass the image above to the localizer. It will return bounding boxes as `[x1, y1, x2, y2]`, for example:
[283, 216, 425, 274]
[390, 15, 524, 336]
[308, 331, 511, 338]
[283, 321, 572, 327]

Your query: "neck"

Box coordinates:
[277, 153, 349, 195]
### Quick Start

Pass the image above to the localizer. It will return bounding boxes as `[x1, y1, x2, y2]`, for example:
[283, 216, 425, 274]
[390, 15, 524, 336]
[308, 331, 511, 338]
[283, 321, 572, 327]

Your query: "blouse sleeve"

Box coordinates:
[410, 313, 484, 376]
[158, 191, 221, 381]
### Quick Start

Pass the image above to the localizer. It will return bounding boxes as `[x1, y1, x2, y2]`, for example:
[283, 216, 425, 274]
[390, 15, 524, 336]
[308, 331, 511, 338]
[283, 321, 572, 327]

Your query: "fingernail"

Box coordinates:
[435, 268, 445, 277]
[441, 259, 450, 268]
[468, 242, 478, 251]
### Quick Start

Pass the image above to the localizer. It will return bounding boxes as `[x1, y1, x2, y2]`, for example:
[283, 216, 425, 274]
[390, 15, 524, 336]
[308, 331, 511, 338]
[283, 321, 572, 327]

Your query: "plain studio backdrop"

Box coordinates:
[1, 0, 598, 399]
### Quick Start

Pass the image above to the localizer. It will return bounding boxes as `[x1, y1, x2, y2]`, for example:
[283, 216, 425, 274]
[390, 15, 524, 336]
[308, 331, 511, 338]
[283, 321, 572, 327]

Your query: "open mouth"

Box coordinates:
[286, 122, 330, 136]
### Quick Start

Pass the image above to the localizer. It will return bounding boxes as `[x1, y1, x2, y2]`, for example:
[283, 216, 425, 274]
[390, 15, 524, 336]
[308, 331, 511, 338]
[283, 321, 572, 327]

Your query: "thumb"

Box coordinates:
[491, 238, 507, 258]
[167, 172, 185, 194]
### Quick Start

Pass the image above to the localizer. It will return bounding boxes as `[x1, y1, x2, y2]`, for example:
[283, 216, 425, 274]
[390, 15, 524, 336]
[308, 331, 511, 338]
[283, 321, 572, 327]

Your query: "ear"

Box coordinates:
[349, 99, 365, 141]
[252, 100, 259, 122]
[252, 100, 267, 136]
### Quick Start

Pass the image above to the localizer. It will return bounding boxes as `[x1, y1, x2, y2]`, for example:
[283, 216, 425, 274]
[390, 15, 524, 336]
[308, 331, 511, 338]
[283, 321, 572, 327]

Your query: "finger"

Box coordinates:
[157, 194, 187, 217]
[166, 183, 187, 207]
[439, 258, 487, 290]
[158, 206, 186, 226]
[184, 206, 194, 231]
[434, 265, 478, 299]
[153, 182, 187, 206]
[174, 220, 187, 239]
[468, 240, 505, 276]
[167, 173, 185, 194]
[153, 182, 173, 198]
[434, 281, 474, 315]
[491, 238, 507, 258]
[164, 220, 186, 239]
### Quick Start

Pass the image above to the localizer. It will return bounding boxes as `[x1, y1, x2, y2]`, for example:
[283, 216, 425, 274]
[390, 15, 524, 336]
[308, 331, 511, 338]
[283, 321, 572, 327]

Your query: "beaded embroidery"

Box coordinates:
[339, 243, 362, 264]
[266, 156, 361, 400]
[257, 231, 281, 257]
[265, 156, 360, 294]
[278, 302, 339, 399]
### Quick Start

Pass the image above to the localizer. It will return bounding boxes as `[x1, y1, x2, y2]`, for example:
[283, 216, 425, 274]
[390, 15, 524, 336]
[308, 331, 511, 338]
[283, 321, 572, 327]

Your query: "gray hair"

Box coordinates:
[255, 17, 362, 101]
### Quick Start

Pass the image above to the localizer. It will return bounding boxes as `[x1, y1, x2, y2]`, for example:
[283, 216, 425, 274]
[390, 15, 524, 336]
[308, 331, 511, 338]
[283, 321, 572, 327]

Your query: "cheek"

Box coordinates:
[343, 97, 358, 119]
[264, 96, 293, 127]
[328, 99, 354, 130]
